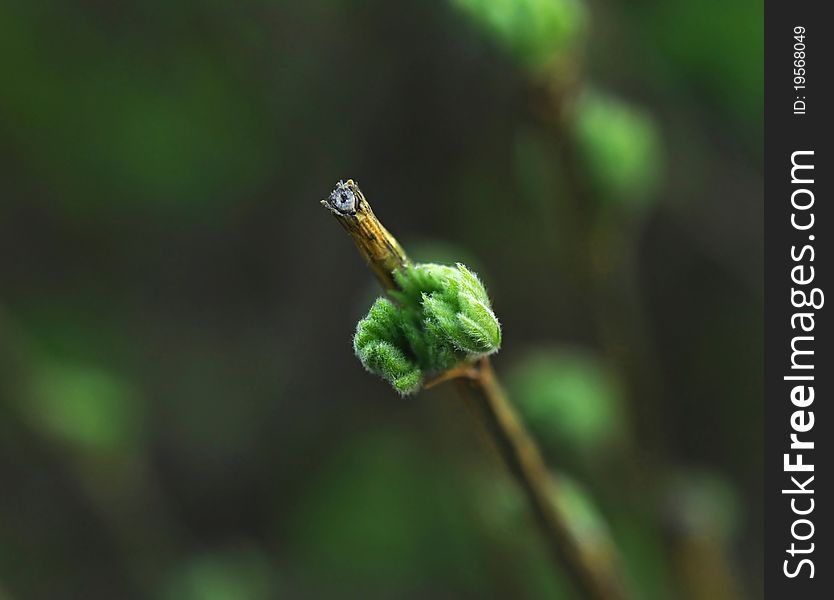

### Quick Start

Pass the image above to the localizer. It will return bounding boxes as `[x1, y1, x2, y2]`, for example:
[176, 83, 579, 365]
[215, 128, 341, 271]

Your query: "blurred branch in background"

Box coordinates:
[0, 307, 183, 596]
[663, 471, 746, 600]
[455, 0, 666, 451]
[1, 306, 281, 600]
[451, 1, 748, 598]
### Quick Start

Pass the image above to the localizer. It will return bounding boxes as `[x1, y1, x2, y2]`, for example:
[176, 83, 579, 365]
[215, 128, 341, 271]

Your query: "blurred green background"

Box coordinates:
[1, 0, 761, 598]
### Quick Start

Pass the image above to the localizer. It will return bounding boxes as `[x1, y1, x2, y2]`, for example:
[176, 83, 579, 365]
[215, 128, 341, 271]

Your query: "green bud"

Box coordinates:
[354, 263, 501, 395]
[452, 0, 586, 72]
[354, 298, 424, 395]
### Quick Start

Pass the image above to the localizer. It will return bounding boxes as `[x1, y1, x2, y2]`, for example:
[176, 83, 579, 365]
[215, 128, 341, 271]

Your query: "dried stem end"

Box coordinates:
[321, 179, 409, 291]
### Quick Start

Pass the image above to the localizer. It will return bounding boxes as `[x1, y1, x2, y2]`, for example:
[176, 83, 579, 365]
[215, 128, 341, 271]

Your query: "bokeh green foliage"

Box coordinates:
[0, 1, 273, 216]
[551, 476, 612, 548]
[636, 0, 763, 134]
[664, 471, 741, 542]
[354, 263, 501, 394]
[288, 431, 634, 600]
[507, 348, 625, 458]
[287, 429, 487, 594]
[608, 511, 675, 600]
[22, 362, 144, 456]
[572, 90, 662, 207]
[449, 0, 662, 210]
[473, 472, 617, 599]
[451, 0, 586, 72]
[161, 546, 276, 600]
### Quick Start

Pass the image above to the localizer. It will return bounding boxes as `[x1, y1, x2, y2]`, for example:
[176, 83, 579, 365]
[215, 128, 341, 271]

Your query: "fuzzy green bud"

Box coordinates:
[354, 263, 501, 395]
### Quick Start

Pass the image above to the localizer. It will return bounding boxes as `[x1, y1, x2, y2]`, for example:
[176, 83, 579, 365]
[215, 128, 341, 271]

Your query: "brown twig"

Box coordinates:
[321, 180, 409, 291]
[322, 179, 629, 600]
[457, 357, 628, 600]
[423, 364, 480, 389]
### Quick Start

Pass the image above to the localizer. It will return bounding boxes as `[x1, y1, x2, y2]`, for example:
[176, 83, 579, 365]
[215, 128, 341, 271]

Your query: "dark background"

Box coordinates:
[1, 0, 761, 598]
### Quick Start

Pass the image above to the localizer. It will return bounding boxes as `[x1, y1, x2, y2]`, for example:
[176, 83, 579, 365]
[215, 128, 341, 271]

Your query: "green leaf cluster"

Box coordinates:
[354, 263, 501, 395]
